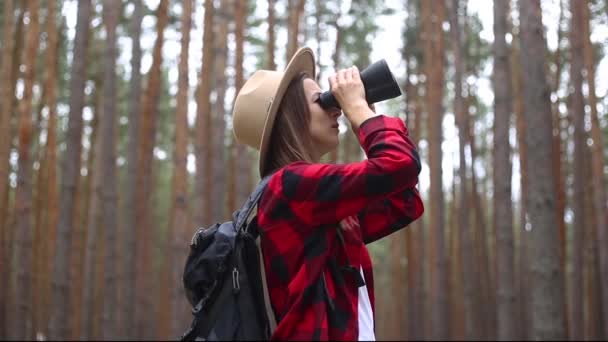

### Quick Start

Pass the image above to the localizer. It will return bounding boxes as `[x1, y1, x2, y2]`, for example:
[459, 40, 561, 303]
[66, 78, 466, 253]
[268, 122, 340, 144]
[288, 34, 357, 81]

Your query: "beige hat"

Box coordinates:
[232, 47, 316, 176]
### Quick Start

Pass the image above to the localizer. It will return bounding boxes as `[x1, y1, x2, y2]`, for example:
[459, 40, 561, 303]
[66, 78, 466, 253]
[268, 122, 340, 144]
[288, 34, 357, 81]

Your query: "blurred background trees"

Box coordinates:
[0, 0, 607, 340]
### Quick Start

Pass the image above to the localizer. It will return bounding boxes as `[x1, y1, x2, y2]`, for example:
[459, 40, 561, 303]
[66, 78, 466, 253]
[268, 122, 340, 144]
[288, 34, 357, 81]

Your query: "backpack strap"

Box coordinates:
[256, 235, 278, 336]
[234, 173, 278, 336]
[234, 174, 273, 233]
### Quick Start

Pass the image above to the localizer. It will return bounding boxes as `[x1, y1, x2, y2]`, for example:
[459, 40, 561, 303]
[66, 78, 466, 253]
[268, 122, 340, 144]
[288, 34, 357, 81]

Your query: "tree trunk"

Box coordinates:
[517, 0, 567, 339]
[569, 1, 586, 339]
[81, 86, 101, 340]
[492, 0, 516, 339]
[0, 1, 15, 334]
[267, 0, 276, 70]
[212, 0, 231, 221]
[421, 0, 448, 339]
[121, 0, 144, 338]
[406, 68, 425, 342]
[166, 0, 194, 337]
[583, 141, 602, 340]
[235, 0, 251, 205]
[551, 0, 567, 288]
[49, 0, 91, 339]
[100, 0, 120, 338]
[512, 35, 529, 341]
[314, 0, 324, 83]
[286, 0, 306, 62]
[32, 1, 60, 337]
[448, 0, 478, 339]
[10, 1, 38, 339]
[135, 0, 168, 339]
[582, 1, 608, 336]
[194, 0, 214, 228]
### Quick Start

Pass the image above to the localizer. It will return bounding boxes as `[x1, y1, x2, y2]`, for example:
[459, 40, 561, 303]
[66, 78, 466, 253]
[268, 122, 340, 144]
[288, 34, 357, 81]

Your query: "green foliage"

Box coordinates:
[340, 0, 387, 68]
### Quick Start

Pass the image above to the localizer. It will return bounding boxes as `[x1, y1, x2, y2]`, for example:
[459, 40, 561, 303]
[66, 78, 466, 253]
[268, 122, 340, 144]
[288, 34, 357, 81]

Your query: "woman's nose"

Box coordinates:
[329, 109, 341, 119]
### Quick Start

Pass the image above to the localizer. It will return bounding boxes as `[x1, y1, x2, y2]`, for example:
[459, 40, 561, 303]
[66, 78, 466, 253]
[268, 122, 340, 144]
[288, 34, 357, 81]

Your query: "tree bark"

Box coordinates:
[32, 1, 60, 337]
[517, 0, 567, 339]
[49, 1, 91, 339]
[235, 0, 252, 205]
[421, 0, 448, 339]
[512, 35, 529, 341]
[11, 0, 39, 339]
[0, 0, 15, 338]
[121, 0, 144, 338]
[569, 1, 586, 339]
[166, 0, 194, 337]
[80, 84, 101, 341]
[492, 0, 516, 339]
[267, 0, 276, 70]
[100, 0, 120, 338]
[286, 0, 306, 62]
[212, 0, 231, 221]
[582, 2, 608, 337]
[134, 0, 168, 339]
[194, 0, 214, 228]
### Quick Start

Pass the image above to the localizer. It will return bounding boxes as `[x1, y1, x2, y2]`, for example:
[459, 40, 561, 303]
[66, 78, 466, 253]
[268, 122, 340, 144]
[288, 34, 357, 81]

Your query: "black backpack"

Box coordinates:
[181, 175, 277, 341]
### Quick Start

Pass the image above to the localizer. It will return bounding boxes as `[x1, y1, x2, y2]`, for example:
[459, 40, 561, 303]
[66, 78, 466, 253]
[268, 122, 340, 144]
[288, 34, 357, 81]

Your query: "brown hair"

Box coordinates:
[261, 72, 315, 177]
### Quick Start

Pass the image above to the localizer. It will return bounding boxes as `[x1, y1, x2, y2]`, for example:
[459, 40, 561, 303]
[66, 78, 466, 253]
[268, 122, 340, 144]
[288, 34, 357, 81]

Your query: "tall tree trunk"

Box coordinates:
[235, 0, 251, 205]
[194, 0, 214, 228]
[122, 0, 144, 338]
[226, 0, 241, 215]
[512, 35, 529, 341]
[405, 68, 425, 342]
[582, 2, 608, 336]
[389, 229, 405, 339]
[0, 0, 15, 334]
[135, 0, 168, 339]
[517, 0, 567, 339]
[583, 142, 602, 340]
[314, 0, 324, 83]
[10, 1, 39, 339]
[492, 0, 516, 339]
[421, 0, 448, 339]
[448, 0, 478, 339]
[166, 0, 193, 337]
[569, 1, 586, 339]
[286, 0, 306, 62]
[100, 0, 120, 338]
[548, 3, 569, 335]
[267, 0, 276, 70]
[49, 1, 91, 339]
[33, 1, 60, 337]
[80, 86, 101, 340]
[212, 0, 231, 221]
[551, 0, 567, 289]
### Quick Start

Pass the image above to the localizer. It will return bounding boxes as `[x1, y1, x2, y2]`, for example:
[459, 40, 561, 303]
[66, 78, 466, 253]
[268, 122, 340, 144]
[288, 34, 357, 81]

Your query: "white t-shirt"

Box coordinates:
[358, 266, 376, 341]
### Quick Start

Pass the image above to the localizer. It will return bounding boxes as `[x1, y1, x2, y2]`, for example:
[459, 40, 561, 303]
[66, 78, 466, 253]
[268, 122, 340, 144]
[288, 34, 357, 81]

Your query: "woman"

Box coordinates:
[232, 47, 424, 341]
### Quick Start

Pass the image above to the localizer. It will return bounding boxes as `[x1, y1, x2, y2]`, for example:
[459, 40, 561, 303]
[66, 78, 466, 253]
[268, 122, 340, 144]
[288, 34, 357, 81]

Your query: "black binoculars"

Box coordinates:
[317, 59, 402, 110]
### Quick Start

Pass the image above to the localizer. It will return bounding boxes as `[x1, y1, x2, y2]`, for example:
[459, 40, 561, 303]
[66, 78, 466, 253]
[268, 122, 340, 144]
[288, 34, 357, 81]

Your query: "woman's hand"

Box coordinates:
[329, 66, 377, 131]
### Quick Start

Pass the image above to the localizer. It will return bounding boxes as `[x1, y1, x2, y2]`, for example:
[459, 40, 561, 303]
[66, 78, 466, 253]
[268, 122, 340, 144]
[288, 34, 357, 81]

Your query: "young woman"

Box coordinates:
[232, 47, 424, 341]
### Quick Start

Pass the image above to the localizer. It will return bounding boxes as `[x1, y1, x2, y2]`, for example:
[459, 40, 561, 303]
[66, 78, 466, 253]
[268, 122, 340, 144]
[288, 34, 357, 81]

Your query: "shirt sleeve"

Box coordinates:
[264, 115, 423, 228]
[357, 187, 424, 244]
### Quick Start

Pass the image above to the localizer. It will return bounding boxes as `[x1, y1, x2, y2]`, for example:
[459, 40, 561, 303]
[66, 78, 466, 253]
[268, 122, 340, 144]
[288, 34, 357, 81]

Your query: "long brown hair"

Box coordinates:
[261, 72, 315, 177]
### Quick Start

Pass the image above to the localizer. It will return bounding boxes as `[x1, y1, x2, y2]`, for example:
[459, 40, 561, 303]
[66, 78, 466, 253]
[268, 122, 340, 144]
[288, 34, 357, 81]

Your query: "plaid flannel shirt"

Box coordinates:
[257, 115, 424, 341]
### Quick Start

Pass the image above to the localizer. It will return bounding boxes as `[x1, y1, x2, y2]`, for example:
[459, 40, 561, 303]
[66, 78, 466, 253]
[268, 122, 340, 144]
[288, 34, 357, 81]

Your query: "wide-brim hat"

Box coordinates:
[232, 47, 316, 176]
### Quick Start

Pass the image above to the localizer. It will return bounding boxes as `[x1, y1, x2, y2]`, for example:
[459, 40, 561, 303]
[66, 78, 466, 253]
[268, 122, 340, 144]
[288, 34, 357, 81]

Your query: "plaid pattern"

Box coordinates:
[257, 115, 424, 341]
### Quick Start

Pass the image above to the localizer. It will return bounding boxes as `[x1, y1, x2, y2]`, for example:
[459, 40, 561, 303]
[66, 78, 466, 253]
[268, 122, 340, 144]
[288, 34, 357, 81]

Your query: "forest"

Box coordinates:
[1, 0, 607, 340]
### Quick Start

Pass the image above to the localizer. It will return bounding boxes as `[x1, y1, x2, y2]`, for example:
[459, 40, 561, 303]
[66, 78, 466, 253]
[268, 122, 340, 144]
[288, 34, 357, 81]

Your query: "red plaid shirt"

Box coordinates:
[257, 115, 424, 341]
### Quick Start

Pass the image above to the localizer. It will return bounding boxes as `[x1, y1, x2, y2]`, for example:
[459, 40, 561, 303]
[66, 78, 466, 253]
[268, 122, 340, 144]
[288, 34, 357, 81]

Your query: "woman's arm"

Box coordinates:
[260, 114, 422, 229]
[356, 187, 424, 244]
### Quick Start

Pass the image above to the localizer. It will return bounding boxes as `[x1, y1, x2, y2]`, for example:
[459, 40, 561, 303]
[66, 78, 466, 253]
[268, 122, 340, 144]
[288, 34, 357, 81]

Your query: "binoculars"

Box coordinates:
[317, 59, 402, 110]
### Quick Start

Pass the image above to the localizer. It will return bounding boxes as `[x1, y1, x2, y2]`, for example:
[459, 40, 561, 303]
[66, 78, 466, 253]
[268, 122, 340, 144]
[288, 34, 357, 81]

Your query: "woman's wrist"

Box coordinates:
[346, 103, 377, 131]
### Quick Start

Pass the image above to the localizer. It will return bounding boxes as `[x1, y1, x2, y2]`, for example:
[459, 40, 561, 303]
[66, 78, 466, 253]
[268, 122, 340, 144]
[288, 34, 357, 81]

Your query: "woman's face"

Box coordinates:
[303, 78, 341, 160]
